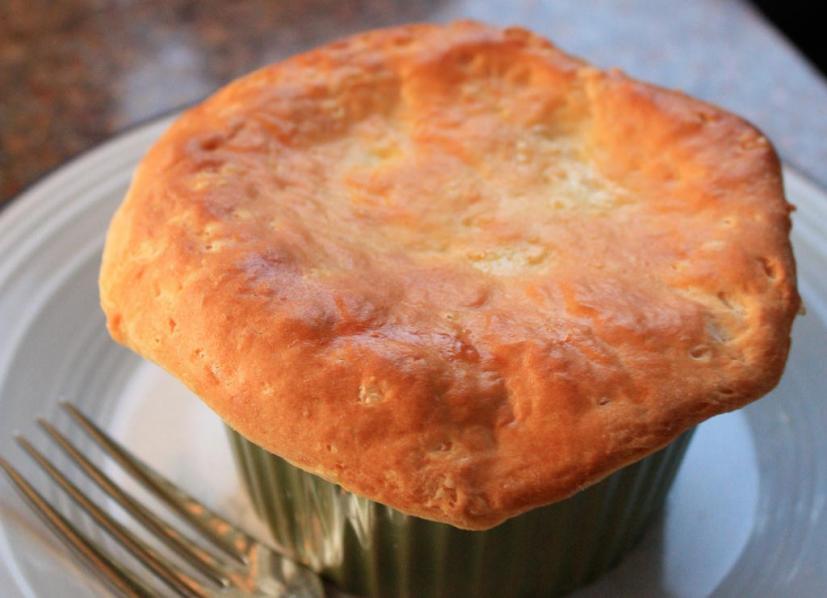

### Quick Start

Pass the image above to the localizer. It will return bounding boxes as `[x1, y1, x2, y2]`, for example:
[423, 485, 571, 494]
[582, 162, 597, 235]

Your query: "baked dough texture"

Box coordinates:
[100, 21, 799, 529]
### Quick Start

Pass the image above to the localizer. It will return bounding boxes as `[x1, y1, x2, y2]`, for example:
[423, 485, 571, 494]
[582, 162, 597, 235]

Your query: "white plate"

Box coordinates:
[0, 117, 825, 597]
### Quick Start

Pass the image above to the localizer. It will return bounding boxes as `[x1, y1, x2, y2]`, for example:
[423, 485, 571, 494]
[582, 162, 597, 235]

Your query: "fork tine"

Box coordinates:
[38, 419, 230, 588]
[62, 402, 251, 564]
[15, 435, 206, 598]
[0, 456, 154, 598]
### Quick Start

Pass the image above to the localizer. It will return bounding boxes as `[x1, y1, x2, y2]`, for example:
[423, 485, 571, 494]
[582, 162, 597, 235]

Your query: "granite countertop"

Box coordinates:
[1, 0, 826, 205]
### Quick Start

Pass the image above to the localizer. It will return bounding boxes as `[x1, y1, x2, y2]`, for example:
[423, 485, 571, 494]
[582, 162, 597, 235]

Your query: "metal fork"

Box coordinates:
[0, 402, 325, 597]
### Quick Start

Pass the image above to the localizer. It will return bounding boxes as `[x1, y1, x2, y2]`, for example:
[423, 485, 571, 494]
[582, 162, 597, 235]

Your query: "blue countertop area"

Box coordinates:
[442, 0, 827, 188]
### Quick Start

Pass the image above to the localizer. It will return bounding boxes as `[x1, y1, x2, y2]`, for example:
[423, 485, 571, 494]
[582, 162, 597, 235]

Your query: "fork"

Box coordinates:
[0, 402, 325, 597]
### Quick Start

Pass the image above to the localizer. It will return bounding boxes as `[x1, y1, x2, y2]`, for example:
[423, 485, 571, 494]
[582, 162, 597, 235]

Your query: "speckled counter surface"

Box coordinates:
[1, 0, 826, 204]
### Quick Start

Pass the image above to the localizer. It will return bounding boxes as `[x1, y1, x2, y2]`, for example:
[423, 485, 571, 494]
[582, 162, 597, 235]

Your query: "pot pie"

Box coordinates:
[100, 21, 799, 533]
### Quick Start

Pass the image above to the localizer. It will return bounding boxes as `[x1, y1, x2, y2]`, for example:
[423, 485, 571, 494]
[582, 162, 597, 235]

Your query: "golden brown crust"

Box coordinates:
[99, 21, 799, 529]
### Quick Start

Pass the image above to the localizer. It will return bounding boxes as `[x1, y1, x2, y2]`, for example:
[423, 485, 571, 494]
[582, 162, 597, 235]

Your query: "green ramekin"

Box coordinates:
[227, 428, 694, 597]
